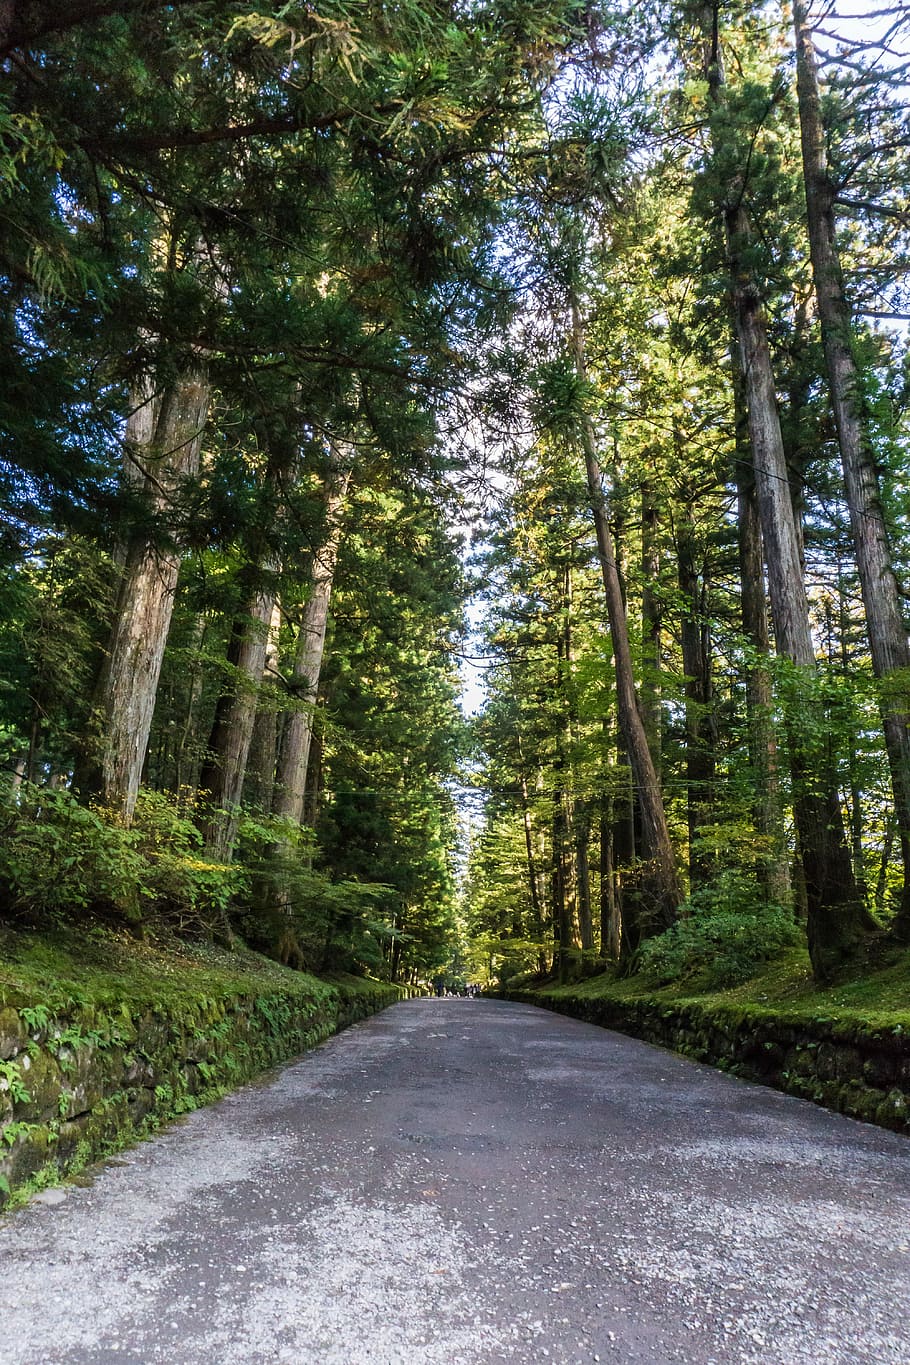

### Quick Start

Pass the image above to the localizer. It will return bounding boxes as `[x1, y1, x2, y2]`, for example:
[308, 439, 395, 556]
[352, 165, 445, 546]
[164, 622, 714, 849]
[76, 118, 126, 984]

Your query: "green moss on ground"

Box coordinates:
[0, 923, 349, 1015]
[535, 946, 910, 1031]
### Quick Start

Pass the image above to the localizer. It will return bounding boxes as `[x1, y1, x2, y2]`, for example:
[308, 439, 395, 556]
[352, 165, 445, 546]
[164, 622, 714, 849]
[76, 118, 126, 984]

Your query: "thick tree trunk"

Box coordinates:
[302, 725, 324, 829]
[719, 186, 868, 977]
[571, 303, 680, 935]
[732, 360, 791, 905]
[678, 529, 715, 885]
[640, 483, 662, 774]
[198, 574, 277, 860]
[728, 212, 871, 977]
[701, 5, 870, 979]
[244, 601, 283, 813]
[82, 367, 209, 822]
[795, 2, 910, 940]
[272, 452, 351, 825]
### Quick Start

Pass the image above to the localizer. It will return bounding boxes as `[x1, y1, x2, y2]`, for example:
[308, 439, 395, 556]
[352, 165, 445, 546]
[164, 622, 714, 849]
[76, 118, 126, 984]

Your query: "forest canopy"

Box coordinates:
[1, 0, 909, 988]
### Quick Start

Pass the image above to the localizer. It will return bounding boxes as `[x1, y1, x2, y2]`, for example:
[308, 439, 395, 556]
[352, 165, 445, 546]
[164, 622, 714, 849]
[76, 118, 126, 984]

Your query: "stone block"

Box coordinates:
[11, 1050, 62, 1124]
[0, 1008, 27, 1060]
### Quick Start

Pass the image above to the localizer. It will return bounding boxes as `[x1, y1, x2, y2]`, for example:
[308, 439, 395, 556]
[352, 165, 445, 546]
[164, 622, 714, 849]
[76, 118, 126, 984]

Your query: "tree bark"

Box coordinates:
[81, 367, 209, 822]
[272, 450, 352, 825]
[599, 793, 621, 960]
[640, 482, 662, 774]
[515, 731, 546, 958]
[731, 355, 791, 905]
[198, 573, 277, 860]
[574, 798, 595, 953]
[677, 517, 715, 885]
[703, 9, 872, 978]
[244, 601, 283, 813]
[552, 784, 574, 982]
[552, 594, 576, 979]
[794, 1, 910, 940]
[571, 301, 680, 934]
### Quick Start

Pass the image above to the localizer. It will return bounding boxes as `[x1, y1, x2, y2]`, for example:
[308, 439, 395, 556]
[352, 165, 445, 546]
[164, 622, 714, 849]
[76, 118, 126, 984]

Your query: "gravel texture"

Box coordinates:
[0, 998, 908, 1364]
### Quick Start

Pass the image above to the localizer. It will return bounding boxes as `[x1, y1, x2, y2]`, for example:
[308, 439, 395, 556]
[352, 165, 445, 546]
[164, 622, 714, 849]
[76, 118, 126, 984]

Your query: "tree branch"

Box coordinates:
[2, 0, 201, 57]
[75, 102, 405, 156]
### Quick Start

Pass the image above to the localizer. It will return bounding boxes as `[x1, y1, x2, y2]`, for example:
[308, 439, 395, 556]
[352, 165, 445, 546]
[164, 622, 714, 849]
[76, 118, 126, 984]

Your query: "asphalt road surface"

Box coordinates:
[1, 998, 909, 1365]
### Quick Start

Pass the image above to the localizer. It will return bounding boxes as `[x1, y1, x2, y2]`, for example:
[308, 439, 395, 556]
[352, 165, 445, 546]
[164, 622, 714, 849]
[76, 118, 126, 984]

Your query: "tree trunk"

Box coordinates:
[732, 350, 791, 905]
[303, 725, 324, 829]
[571, 301, 680, 935]
[516, 743, 546, 954]
[198, 573, 277, 860]
[640, 482, 662, 774]
[552, 599, 576, 979]
[795, 1, 910, 940]
[81, 367, 210, 822]
[876, 814, 896, 913]
[272, 451, 352, 825]
[244, 601, 283, 812]
[599, 793, 621, 960]
[552, 784, 573, 982]
[574, 798, 595, 953]
[677, 515, 715, 886]
[704, 11, 872, 979]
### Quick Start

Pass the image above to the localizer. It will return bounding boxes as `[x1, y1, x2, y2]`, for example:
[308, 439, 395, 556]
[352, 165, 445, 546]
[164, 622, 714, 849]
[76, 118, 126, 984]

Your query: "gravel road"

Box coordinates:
[1, 997, 908, 1365]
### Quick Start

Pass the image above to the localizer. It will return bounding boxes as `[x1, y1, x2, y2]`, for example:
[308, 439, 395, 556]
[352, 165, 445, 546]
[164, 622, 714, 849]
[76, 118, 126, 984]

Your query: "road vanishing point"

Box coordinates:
[1, 998, 908, 1365]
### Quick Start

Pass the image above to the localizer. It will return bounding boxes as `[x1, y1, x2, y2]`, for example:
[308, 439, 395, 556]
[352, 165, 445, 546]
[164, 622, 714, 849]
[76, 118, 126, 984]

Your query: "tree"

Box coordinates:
[793, 0, 910, 941]
[699, 0, 874, 979]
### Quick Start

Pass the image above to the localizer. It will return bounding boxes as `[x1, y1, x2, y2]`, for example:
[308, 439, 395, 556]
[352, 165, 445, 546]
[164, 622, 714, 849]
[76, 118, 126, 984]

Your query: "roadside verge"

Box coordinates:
[0, 929, 404, 1209]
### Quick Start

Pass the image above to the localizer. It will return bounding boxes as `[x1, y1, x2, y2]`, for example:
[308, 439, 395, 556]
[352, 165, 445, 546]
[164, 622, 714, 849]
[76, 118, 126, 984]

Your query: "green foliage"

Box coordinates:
[0, 787, 148, 923]
[0, 786, 241, 933]
[130, 790, 244, 934]
[0, 1059, 30, 1105]
[637, 875, 800, 990]
[236, 814, 398, 974]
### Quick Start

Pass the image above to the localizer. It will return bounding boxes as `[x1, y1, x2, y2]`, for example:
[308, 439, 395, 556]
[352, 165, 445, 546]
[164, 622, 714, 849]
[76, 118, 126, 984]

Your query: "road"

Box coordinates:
[0, 998, 908, 1365]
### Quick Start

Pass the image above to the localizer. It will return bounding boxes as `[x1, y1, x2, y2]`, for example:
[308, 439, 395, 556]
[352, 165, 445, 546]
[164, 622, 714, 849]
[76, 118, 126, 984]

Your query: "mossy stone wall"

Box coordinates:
[502, 989, 909, 1133]
[0, 979, 401, 1208]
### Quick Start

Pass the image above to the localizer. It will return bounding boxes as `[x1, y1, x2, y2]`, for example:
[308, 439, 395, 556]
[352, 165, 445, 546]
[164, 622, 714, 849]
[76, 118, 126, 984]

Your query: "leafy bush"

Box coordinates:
[130, 789, 243, 934]
[0, 785, 242, 934]
[636, 873, 800, 990]
[0, 786, 146, 921]
[234, 813, 396, 973]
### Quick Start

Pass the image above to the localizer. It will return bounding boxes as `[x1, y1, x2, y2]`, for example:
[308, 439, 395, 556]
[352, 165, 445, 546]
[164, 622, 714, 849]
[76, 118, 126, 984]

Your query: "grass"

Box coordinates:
[0, 921, 388, 1017]
[532, 946, 910, 1030]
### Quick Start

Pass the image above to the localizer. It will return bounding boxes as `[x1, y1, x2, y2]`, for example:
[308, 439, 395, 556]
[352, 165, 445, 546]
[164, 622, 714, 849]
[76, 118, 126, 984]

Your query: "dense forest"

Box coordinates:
[1, 0, 908, 990]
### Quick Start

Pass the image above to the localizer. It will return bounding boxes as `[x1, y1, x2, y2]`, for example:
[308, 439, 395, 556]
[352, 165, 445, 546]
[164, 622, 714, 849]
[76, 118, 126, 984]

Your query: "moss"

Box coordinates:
[0, 1007, 26, 1060]
[13, 1050, 63, 1123]
[0, 926, 402, 1210]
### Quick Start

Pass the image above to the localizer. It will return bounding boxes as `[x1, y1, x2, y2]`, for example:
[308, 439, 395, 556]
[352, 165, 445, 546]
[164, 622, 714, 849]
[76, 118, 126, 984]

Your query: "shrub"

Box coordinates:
[0, 785, 242, 934]
[0, 785, 146, 921]
[130, 789, 243, 935]
[636, 873, 800, 990]
[234, 812, 395, 973]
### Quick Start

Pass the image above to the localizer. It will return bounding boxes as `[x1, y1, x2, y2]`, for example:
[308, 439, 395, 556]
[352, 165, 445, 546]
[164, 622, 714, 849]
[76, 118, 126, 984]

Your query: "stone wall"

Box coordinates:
[502, 989, 910, 1133]
[0, 978, 401, 1208]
